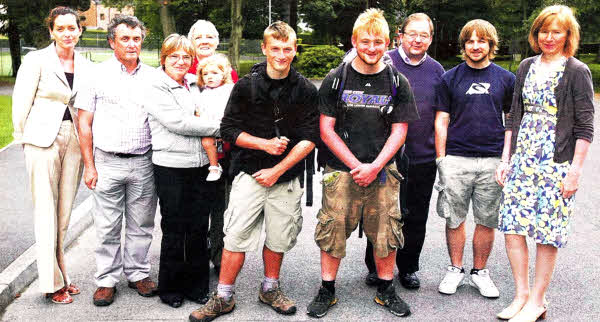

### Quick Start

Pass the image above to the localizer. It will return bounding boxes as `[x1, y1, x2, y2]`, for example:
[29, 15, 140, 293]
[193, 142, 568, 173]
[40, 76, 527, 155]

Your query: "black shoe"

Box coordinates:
[398, 272, 420, 289]
[161, 295, 184, 308]
[185, 294, 210, 304]
[307, 287, 338, 318]
[365, 272, 379, 286]
[374, 283, 411, 317]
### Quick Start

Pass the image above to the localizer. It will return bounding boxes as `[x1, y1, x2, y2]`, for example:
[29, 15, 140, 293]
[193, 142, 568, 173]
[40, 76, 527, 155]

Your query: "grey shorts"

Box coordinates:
[435, 155, 502, 229]
[222, 172, 303, 253]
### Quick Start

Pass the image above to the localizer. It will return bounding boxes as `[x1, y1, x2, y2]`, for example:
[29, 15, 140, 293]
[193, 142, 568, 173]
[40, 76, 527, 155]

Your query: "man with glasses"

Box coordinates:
[364, 13, 445, 290]
[76, 15, 158, 306]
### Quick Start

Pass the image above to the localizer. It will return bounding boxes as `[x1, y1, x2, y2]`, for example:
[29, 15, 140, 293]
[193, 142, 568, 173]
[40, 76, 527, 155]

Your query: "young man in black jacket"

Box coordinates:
[189, 21, 319, 322]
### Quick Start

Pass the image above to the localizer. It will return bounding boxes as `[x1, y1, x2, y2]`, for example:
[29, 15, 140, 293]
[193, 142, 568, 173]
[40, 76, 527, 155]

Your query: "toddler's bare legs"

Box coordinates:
[202, 137, 222, 181]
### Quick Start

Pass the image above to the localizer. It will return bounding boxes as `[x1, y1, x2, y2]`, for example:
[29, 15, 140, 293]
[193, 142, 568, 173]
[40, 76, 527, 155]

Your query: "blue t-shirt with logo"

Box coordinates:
[434, 62, 515, 157]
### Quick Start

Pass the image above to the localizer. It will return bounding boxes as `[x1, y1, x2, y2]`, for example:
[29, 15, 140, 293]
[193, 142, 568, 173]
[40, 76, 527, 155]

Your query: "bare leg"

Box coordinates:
[321, 250, 341, 281]
[511, 244, 556, 320]
[263, 245, 283, 279]
[218, 249, 245, 285]
[530, 244, 557, 305]
[472, 224, 495, 269]
[446, 222, 466, 268]
[498, 234, 529, 318]
[374, 251, 396, 280]
[201, 137, 218, 167]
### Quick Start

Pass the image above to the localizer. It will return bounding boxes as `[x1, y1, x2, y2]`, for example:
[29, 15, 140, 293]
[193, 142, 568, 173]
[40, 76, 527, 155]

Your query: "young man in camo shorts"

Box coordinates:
[306, 8, 419, 319]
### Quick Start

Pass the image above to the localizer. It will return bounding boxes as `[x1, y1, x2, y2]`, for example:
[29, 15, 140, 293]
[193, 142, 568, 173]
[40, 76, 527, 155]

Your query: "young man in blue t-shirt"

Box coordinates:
[434, 19, 515, 299]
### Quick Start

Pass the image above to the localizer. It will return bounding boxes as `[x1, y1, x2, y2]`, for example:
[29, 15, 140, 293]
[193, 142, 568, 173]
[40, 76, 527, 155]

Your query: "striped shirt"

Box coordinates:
[75, 55, 156, 154]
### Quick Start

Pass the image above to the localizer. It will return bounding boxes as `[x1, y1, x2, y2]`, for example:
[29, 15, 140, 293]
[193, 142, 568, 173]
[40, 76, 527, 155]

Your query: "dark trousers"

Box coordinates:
[154, 164, 214, 301]
[365, 161, 437, 274]
[207, 158, 231, 269]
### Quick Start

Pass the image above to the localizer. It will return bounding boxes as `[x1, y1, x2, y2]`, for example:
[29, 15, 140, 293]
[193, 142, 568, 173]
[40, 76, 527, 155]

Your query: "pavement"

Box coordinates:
[0, 94, 598, 320]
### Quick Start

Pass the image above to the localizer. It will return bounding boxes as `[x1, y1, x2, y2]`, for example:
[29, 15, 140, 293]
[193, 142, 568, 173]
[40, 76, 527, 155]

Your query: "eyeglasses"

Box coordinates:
[403, 32, 431, 41]
[167, 54, 192, 63]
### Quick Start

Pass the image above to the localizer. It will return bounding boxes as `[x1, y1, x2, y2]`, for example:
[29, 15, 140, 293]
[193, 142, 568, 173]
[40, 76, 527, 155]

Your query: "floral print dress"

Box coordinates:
[499, 57, 573, 248]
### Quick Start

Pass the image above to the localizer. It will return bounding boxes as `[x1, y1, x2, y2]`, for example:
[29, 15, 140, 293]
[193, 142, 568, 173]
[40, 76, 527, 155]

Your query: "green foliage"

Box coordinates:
[0, 0, 91, 48]
[589, 63, 600, 89]
[297, 45, 344, 78]
[0, 95, 13, 148]
[299, 0, 404, 50]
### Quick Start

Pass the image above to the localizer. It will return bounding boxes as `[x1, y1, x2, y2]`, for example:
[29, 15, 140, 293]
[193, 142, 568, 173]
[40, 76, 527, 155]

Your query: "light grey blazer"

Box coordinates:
[145, 69, 220, 168]
[12, 43, 91, 146]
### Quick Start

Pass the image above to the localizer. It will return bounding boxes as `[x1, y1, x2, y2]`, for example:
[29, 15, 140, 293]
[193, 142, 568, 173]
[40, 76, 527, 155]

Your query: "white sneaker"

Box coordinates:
[438, 265, 465, 295]
[469, 269, 499, 298]
[206, 165, 223, 182]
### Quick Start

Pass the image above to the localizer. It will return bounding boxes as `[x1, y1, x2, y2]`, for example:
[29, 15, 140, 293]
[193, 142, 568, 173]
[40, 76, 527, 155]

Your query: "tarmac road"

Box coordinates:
[1, 99, 598, 321]
[0, 144, 91, 272]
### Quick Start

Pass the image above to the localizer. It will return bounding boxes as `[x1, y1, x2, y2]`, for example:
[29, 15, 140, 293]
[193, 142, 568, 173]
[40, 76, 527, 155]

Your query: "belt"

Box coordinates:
[98, 148, 144, 158]
[524, 104, 557, 116]
[113, 152, 141, 158]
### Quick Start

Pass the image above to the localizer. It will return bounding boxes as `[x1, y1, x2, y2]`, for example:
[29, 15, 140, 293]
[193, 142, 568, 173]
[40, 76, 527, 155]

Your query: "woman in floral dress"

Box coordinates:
[495, 5, 594, 322]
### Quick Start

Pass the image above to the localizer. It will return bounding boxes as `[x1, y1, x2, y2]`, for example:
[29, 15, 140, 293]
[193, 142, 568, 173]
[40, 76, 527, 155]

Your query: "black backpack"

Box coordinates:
[316, 61, 403, 171]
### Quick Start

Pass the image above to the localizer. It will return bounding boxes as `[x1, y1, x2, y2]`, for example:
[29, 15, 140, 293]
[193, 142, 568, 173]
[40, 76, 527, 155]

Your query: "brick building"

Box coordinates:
[79, 0, 134, 30]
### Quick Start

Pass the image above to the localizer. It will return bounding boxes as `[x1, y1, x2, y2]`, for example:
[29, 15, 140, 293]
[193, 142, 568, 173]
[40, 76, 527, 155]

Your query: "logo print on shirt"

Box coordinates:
[466, 82, 490, 95]
[341, 90, 391, 108]
[365, 82, 372, 87]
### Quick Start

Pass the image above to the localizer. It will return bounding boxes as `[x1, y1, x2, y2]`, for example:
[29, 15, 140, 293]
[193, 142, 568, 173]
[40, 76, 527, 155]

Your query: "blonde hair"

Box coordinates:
[352, 8, 390, 42]
[400, 13, 434, 36]
[529, 5, 580, 57]
[196, 53, 233, 87]
[160, 34, 195, 66]
[188, 20, 219, 42]
[459, 19, 499, 60]
[263, 21, 297, 45]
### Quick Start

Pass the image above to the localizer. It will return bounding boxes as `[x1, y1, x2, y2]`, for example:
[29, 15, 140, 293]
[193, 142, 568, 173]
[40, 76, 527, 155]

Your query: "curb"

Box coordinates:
[0, 195, 94, 313]
[0, 142, 14, 153]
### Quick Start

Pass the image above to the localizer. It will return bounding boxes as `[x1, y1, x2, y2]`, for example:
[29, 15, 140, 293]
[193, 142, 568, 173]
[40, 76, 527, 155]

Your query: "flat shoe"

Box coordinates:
[51, 287, 73, 304]
[67, 283, 80, 295]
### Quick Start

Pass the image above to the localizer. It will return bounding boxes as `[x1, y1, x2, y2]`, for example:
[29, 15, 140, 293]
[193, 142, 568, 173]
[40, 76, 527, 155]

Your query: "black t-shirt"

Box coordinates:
[319, 64, 419, 171]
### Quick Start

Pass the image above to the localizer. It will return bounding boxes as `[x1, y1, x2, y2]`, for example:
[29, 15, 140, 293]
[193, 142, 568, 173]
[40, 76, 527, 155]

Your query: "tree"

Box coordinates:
[229, 0, 244, 71]
[299, 0, 404, 50]
[158, 0, 176, 37]
[0, 0, 90, 76]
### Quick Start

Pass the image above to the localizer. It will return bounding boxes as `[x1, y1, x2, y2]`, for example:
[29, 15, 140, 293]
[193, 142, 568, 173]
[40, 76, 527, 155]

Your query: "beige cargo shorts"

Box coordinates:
[314, 164, 404, 259]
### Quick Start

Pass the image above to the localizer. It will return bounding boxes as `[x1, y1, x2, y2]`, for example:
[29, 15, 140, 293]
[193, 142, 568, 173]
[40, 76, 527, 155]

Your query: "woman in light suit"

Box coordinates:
[11, 6, 89, 304]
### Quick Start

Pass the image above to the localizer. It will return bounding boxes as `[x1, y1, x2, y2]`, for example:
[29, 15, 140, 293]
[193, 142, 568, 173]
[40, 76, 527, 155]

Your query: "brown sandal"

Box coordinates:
[66, 284, 80, 295]
[51, 287, 73, 304]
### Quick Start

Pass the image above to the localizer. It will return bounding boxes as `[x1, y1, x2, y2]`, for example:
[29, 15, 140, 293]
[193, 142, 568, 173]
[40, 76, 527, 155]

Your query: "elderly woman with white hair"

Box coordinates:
[187, 20, 238, 276]
[187, 19, 239, 81]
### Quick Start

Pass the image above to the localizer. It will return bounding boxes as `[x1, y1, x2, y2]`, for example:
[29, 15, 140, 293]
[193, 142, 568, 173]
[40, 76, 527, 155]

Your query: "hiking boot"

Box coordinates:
[374, 283, 411, 317]
[438, 265, 465, 295]
[189, 292, 235, 322]
[258, 283, 297, 315]
[306, 287, 338, 318]
[469, 269, 500, 298]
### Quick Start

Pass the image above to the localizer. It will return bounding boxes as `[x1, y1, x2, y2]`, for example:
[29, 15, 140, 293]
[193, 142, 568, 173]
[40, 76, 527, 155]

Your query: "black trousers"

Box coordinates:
[207, 158, 231, 269]
[154, 164, 215, 301]
[365, 161, 437, 274]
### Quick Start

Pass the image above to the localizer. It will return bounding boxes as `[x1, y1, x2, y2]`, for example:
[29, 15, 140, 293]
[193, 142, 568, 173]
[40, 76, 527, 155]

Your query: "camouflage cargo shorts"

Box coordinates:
[314, 164, 404, 259]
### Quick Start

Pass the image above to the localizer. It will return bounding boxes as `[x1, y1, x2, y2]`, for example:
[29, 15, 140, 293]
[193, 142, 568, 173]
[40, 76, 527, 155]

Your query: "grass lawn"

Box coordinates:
[0, 95, 13, 149]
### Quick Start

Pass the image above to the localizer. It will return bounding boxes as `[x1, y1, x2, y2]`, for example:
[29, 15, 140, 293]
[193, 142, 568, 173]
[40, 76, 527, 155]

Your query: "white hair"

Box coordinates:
[188, 20, 219, 41]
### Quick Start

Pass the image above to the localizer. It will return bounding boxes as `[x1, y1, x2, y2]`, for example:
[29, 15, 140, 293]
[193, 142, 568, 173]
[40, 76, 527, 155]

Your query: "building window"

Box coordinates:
[100, 13, 105, 20]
